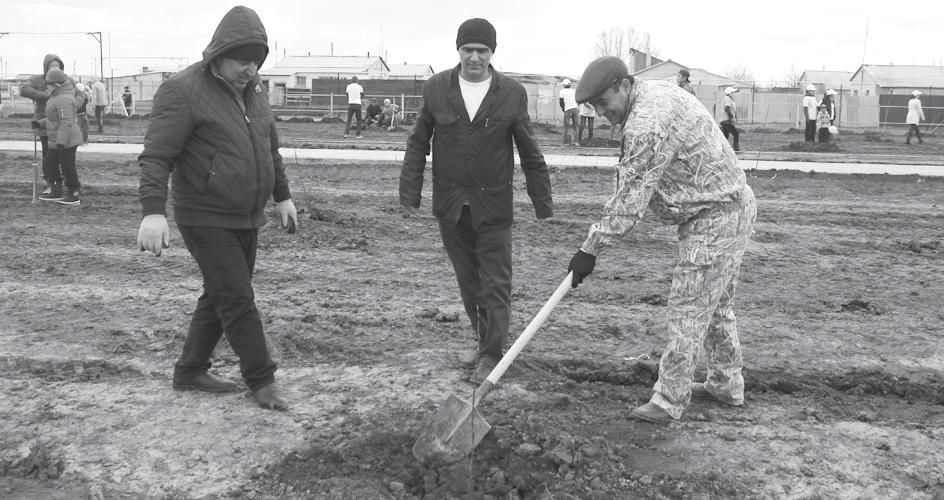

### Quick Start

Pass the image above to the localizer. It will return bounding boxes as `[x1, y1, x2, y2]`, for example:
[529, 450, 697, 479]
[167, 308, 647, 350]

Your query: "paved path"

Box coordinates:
[1, 141, 941, 177]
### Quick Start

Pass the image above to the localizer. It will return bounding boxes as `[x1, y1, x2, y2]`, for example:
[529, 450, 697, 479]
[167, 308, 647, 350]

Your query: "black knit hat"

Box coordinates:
[575, 56, 630, 103]
[456, 18, 497, 52]
[220, 43, 268, 65]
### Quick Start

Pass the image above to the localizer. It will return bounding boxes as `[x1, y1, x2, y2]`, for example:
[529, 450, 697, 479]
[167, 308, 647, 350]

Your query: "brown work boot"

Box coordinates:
[690, 382, 744, 406]
[173, 372, 239, 393]
[253, 383, 289, 411]
[459, 348, 479, 369]
[630, 402, 673, 424]
[469, 355, 498, 385]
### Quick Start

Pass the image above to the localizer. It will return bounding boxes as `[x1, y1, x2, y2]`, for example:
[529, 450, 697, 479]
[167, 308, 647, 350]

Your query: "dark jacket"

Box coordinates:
[19, 54, 66, 137]
[138, 6, 290, 229]
[400, 65, 553, 228]
[44, 80, 83, 149]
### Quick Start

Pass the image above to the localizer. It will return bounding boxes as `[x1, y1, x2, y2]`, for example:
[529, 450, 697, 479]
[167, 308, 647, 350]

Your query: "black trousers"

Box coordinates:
[438, 206, 513, 359]
[95, 105, 105, 131]
[42, 146, 80, 190]
[906, 124, 924, 143]
[176, 226, 277, 391]
[720, 120, 740, 149]
[344, 104, 363, 135]
[805, 120, 817, 142]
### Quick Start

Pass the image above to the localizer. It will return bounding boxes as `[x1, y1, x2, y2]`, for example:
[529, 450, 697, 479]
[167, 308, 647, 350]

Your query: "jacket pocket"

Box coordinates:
[204, 153, 254, 213]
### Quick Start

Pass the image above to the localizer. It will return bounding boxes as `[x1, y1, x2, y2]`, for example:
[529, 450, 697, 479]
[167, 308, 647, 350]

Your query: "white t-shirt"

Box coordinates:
[722, 95, 736, 120]
[458, 74, 491, 120]
[346, 82, 364, 105]
[559, 87, 578, 111]
[802, 95, 817, 120]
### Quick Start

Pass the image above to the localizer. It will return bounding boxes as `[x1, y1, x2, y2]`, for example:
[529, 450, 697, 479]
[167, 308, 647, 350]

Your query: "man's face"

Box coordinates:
[217, 57, 258, 90]
[589, 79, 631, 125]
[47, 61, 61, 71]
[676, 73, 684, 85]
[458, 43, 492, 82]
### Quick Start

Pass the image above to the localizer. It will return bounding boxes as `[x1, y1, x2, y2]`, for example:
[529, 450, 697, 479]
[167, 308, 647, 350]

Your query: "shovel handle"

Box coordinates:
[472, 272, 573, 405]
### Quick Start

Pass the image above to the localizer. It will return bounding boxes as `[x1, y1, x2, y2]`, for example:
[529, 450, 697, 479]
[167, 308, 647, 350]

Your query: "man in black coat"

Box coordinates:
[399, 18, 553, 384]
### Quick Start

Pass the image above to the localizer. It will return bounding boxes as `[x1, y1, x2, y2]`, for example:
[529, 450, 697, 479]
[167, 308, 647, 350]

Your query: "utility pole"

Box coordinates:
[87, 31, 104, 82]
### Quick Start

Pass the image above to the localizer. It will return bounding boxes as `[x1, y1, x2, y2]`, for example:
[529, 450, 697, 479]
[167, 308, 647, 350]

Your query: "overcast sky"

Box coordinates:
[1, 0, 941, 84]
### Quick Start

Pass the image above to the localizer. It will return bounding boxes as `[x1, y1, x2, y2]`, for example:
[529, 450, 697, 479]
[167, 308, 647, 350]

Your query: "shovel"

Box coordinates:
[413, 272, 574, 464]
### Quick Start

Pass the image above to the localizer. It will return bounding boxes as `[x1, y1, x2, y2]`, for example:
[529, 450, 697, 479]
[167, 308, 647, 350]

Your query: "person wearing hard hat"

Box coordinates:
[905, 90, 925, 145]
[559, 78, 579, 145]
[565, 56, 756, 424]
[720, 87, 741, 152]
[802, 85, 818, 142]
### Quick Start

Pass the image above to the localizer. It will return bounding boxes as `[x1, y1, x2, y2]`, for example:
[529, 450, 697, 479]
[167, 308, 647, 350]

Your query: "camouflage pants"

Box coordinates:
[649, 185, 756, 419]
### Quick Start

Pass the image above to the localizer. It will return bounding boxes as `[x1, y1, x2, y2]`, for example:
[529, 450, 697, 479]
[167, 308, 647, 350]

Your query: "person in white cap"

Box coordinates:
[906, 90, 925, 145]
[802, 85, 818, 142]
[720, 87, 740, 152]
[559, 78, 579, 145]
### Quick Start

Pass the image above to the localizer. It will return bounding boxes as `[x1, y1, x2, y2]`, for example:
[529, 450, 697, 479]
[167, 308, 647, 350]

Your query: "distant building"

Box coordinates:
[799, 70, 855, 95]
[633, 60, 752, 90]
[259, 55, 435, 106]
[850, 64, 944, 126]
[626, 49, 663, 74]
[105, 67, 177, 115]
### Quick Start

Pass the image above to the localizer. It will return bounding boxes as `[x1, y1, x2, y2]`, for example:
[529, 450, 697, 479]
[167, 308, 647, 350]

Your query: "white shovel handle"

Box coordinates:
[485, 272, 573, 385]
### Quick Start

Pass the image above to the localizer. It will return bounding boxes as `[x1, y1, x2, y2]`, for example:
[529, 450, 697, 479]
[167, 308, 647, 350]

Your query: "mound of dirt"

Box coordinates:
[782, 141, 842, 153]
[320, 114, 344, 123]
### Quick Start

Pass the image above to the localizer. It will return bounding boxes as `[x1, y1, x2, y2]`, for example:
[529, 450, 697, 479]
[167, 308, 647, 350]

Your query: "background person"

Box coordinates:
[720, 87, 741, 152]
[677, 69, 695, 95]
[559, 78, 578, 145]
[906, 90, 925, 145]
[136, 6, 298, 412]
[90, 78, 108, 133]
[363, 97, 382, 126]
[343, 76, 364, 138]
[38, 68, 83, 205]
[122, 86, 133, 117]
[816, 90, 834, 143]
[20, 54, 67, 194]
[75, 83, 91, 144]
[399, 17, 554, 385]
[802, 85, 818, 142]
[577, 102, 595, 145]
[566, 56, 755, 424]
[380, 98, 400, 130]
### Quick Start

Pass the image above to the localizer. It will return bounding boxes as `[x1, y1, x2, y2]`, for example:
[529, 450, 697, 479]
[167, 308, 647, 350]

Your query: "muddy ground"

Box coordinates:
[0, 150, 943, 499]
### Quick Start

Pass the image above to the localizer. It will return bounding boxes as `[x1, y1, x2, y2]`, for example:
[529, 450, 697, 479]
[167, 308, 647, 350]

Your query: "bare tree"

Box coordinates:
[779, 65, 803, 88]
[723, 64, 754, 83]
[593, 27, 660, 64]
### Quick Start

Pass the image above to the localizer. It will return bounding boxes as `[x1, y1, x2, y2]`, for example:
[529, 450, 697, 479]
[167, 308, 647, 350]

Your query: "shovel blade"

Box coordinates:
[413, 394, 492, 464]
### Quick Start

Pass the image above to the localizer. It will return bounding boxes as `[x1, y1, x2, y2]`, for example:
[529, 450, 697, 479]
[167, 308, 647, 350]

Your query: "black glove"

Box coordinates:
[567, 250, 596, 288]
[30, 120, 41, 130]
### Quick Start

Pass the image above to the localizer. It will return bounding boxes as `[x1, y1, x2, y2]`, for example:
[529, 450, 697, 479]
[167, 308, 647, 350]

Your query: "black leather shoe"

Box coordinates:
[459, 348, 479, 369]
[254, 383, 289, 411]
[173, 372, 239, 393]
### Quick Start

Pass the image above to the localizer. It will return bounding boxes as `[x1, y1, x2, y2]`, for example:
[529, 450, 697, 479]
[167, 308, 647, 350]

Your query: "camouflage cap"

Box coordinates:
[575, 56, 629, 103]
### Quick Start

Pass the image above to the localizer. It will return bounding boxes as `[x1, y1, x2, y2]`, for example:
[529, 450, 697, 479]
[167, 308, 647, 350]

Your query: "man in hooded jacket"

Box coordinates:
[137, 6, 298, 411]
